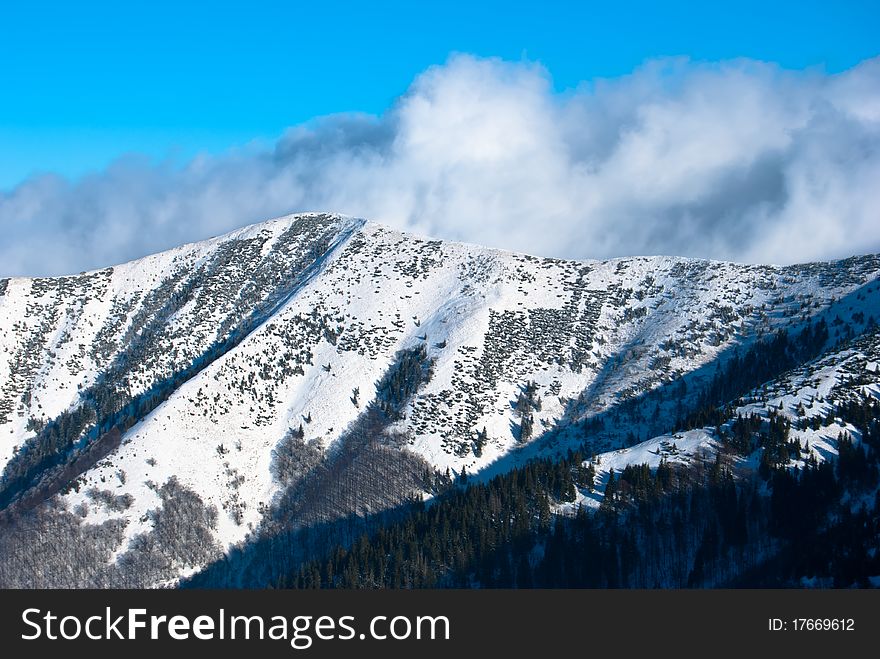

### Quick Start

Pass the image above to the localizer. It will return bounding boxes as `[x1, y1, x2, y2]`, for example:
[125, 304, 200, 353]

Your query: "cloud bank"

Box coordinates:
[2, 54, 879, 276]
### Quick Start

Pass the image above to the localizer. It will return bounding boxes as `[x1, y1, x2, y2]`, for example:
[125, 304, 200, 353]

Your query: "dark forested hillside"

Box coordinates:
[280, 390, 880, 589]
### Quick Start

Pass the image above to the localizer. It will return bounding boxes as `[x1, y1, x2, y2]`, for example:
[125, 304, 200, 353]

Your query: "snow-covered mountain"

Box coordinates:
[1, 212, 878, 587]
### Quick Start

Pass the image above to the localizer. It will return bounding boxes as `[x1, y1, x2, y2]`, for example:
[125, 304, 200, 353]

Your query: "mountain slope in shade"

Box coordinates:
[1, 212, 878, 587]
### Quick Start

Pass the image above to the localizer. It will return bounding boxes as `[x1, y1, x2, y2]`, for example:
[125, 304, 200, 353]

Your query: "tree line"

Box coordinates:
[277, 388, 880, 589]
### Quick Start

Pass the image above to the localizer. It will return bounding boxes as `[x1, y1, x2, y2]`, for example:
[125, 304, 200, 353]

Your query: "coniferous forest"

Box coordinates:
[278, 393, 880, 589]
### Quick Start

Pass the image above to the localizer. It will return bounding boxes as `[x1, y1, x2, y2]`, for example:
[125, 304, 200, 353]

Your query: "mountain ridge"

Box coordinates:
[1, 211, 879, 587]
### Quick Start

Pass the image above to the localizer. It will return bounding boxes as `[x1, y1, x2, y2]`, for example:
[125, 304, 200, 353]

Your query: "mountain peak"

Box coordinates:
[1, 210, 879, 586]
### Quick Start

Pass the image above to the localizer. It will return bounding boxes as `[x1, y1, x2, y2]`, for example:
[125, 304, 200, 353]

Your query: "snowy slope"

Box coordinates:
[565, 292, 880, 514]
[1, 212, 879, 585]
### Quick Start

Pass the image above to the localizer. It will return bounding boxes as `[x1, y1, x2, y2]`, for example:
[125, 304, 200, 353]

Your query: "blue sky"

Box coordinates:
[2, 1, 879, 276]
[1, 0, 878, 189]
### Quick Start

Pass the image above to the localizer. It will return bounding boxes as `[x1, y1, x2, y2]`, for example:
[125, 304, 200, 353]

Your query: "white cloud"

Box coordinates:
[2, 54, 879, 276]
